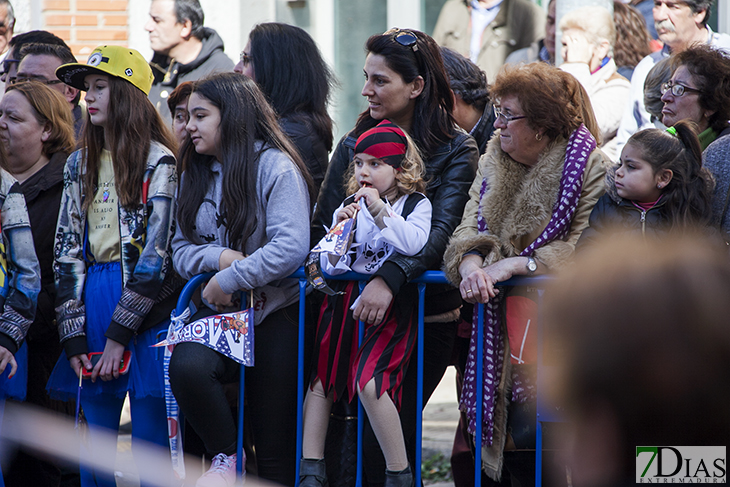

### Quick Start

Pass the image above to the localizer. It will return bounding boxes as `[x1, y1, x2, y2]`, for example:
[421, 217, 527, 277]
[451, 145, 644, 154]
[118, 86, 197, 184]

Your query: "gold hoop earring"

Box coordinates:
[535, 133, 543, 141]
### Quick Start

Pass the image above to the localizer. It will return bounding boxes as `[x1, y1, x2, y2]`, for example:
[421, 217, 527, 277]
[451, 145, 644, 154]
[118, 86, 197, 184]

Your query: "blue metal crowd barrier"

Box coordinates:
[174, 268, 554, 487]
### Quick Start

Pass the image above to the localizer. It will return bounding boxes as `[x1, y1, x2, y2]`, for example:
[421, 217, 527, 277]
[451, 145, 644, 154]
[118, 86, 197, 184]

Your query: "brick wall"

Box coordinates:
[42, 0, 130, 62]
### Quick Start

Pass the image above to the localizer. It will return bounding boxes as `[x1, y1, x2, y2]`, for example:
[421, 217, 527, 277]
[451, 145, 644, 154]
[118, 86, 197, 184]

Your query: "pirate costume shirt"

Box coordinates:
[311, 120, 432, 408]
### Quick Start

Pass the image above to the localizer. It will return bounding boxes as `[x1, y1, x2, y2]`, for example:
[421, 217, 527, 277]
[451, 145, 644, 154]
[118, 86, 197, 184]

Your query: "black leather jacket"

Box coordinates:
[311, 128, 479, 297]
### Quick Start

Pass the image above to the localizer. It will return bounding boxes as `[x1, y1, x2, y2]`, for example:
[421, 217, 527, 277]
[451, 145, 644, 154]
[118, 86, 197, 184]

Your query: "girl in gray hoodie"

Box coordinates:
[169, 72, 313, 487]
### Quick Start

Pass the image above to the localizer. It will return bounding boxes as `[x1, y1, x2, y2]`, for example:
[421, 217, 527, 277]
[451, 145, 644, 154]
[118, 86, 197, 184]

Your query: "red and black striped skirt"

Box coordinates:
[310, 280, 417, 410]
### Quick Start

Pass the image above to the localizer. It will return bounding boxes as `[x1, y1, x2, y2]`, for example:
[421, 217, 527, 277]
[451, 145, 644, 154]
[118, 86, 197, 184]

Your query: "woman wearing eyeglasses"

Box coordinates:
[689, 44, 730, 239]
[310, 28, 478, 487]
[660, 44, 730, 151]
[234, 22, 334, 201]
[442, 62, 607, 484]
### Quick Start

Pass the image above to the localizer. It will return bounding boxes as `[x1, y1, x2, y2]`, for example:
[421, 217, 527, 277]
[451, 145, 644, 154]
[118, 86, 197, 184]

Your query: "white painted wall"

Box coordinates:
[311, 0, 335, 73]
[720, 1, 729, 35]
[387, 0, 421, 31]
[11, 0, 33, 33]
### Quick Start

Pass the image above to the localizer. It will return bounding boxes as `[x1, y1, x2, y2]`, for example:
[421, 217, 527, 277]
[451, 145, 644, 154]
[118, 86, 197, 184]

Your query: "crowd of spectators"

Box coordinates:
[0, 1, 729, 486]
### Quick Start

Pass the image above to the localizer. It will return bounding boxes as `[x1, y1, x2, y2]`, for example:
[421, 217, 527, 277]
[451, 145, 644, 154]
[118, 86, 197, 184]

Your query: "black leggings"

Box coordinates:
[169, 303, 300, 486]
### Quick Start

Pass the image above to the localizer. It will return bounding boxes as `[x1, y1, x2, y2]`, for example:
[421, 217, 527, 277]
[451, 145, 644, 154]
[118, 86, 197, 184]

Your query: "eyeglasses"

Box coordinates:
[493, 105, 526, 124]
[384, 28, 418, 52]
[660, 81, 703, 97]
[0, 58, 18, 75]
[10, 76, 64, 86]
[239, 52, 251, 66]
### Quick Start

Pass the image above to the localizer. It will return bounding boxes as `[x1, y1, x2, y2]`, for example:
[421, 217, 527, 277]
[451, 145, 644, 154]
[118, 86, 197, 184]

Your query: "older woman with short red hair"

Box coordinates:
[443, 62, 608, 484]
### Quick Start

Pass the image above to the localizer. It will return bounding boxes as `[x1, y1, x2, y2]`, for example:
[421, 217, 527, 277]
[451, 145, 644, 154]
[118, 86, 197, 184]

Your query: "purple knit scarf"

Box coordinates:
[461, 125, 596, 445]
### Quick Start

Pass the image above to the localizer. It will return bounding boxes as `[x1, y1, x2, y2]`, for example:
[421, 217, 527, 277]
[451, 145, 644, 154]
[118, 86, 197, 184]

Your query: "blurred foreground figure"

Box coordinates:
[545, 233, 730, 486]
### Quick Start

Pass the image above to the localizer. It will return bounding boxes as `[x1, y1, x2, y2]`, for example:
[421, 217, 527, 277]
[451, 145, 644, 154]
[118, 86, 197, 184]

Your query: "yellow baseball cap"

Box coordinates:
[56, 45, 154, 95]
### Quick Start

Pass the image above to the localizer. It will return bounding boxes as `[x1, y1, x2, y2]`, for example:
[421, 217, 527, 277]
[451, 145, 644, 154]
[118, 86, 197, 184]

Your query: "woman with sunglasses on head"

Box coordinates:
[310, 28, 479, 487]
[442, 63, 607, 485]
[235, 22, 335, 200]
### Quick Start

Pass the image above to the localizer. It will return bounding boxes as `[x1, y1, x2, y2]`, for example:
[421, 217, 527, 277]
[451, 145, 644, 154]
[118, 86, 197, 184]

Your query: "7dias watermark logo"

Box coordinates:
[637, 447, 726, 483]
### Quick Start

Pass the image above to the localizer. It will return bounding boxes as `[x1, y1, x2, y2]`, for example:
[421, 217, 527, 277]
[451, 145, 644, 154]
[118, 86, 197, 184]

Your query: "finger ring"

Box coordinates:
[466, 289, 472, 294]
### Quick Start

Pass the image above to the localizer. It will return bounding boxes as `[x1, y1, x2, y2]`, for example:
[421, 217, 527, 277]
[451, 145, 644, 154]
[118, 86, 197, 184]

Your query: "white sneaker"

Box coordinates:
[196, 453, 240, 487]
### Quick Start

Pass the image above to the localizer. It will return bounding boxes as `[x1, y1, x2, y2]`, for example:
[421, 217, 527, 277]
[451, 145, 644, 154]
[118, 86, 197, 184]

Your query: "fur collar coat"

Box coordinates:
[444, 134, 607, 285]
[442, 133, 606, 480]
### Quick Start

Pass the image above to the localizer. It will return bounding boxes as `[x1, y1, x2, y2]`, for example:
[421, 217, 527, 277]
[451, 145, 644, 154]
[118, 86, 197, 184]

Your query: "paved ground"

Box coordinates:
[115, 367, 461, 486]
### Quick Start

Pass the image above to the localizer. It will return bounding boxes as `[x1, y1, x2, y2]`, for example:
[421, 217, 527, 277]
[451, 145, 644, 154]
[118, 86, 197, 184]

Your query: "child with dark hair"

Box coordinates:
[166, 81, 194, 147]
[578, 120, 715, 247]
[169, 72, 312, 487]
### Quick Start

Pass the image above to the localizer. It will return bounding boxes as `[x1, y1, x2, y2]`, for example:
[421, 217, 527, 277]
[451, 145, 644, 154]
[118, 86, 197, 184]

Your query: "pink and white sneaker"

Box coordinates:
[196, 453, 241, 487]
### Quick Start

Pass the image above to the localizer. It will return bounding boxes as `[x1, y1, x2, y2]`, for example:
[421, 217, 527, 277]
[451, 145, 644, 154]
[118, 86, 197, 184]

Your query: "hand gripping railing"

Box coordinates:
[174, 269, 554, 487]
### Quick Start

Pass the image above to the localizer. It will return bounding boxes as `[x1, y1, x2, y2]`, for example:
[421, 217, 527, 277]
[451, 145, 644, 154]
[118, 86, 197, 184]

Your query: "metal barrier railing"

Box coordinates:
[175, 268, 553, 487]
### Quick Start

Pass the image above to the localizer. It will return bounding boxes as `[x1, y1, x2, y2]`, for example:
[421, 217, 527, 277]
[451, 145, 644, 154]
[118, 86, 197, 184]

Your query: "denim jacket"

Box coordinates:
[54, 142, 179, 357]
[0, 169, 41, 354]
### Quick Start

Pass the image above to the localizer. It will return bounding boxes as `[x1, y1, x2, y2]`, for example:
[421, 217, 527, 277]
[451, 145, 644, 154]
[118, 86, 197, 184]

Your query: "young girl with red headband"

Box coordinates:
[301, 120, 431, 487]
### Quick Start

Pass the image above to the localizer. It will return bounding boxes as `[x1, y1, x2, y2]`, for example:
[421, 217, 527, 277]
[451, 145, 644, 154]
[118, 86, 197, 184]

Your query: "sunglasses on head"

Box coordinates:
[384, 28, 418, 52]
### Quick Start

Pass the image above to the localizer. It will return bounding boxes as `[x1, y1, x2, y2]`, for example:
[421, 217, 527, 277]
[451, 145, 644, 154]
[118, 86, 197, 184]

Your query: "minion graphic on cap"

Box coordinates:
[56, 45, 154, 95]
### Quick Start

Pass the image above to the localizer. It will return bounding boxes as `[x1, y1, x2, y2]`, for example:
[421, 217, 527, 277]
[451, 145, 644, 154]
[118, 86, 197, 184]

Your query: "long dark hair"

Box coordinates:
[627, 120, 714, 228]
[355, 29, 455, 155]
[177, 72, 314, 250]
[249, 22, 335, 151]
[82, 76, 176, 210]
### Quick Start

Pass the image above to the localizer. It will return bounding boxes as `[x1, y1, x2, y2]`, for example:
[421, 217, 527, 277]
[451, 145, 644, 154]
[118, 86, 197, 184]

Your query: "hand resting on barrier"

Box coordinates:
[458, 255, 541, 303]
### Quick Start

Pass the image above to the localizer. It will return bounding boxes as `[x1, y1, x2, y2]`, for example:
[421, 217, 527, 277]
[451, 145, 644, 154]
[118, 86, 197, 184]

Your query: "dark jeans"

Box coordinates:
[169, 302, 300, 486]
[362, 320, 458, 486]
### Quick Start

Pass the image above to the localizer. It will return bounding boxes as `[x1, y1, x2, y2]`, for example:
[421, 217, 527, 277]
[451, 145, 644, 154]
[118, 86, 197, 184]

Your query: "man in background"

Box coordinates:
[1, 30, 66, 86]
[433, 0, 544, 82]
[613, 0, 730, 156]
[16, 42, 84, 136]
[146, 0, 233, 122]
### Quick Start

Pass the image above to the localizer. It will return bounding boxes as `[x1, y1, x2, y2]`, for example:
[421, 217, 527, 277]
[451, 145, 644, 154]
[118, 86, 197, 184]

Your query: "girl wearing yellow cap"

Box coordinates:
[48, 45, 180, 487]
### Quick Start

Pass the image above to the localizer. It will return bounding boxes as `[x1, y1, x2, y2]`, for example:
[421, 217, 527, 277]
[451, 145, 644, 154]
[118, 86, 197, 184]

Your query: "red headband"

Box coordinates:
[355, 120, 408, 170]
